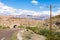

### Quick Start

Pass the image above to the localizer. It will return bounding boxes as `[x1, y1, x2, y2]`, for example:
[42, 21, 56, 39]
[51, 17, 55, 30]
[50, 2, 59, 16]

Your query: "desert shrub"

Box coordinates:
[46, 32, 60, 40]
[2, 27, 9, 29]
[39, 28, 50, 36]
[26, 27, 50, 36]
[0, 25, 10, 29]
[26, 27, 40, 33]
[0, 26, 2, 28]
[38, 28, 60, 40]
[18, 25, 25, 28]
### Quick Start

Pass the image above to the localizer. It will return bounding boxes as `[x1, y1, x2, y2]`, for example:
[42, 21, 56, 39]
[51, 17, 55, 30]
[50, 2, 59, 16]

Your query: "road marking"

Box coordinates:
[1, 37, 5, 40]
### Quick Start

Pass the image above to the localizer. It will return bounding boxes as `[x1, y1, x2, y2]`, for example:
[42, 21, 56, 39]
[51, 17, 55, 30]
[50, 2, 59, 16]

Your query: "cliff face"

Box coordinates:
[0, 16, 43, 28]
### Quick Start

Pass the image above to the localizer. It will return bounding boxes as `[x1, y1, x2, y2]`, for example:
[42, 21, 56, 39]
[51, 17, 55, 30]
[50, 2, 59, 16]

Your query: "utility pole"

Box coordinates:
[50, 5, 52, 35]
[47, 5, 53, 40]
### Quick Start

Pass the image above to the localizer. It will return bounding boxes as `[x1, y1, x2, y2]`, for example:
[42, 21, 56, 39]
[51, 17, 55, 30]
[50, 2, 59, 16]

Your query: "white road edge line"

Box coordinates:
[1, 37, 5, 40]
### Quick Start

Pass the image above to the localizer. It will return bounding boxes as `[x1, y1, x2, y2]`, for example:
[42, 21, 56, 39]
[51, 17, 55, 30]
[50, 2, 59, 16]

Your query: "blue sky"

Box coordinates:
[0, 0, 60, 11]
[0, 0, 60, 16]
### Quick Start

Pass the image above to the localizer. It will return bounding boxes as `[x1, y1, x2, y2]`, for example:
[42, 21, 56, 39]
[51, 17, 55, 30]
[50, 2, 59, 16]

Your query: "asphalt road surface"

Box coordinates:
[0, 28, 20, 40]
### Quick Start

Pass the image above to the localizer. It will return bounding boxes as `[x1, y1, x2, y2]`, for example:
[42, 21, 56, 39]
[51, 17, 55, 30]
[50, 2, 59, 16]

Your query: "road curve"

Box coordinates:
[0, 28, 20, 40]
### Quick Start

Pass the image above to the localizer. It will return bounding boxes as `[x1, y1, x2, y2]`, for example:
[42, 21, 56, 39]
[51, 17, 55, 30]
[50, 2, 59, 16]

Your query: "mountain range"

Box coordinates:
[13, 14, 50, 20]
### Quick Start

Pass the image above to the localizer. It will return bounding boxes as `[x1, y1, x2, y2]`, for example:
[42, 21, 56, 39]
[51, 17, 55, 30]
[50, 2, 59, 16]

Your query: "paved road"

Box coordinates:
[0, 28, 20, 40]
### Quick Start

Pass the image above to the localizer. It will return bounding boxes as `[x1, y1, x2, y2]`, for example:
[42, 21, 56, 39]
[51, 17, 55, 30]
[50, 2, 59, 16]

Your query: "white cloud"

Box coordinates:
[55, 10, 60, 15]
[58, 8, 60, 10]
[40, 6, 44, 9]
[31, 0, 38, 5]
[0, 2, 18, 15]
[0, 2, 60, 16]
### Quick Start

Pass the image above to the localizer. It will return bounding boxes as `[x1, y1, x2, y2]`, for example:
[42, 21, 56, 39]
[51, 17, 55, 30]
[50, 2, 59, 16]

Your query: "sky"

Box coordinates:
[0, 0, 60, 16]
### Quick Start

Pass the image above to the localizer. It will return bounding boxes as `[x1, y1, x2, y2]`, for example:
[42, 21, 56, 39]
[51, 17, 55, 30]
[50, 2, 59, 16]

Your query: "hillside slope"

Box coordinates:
[0, 16, 44, 28]
[44, 14, 60, 30]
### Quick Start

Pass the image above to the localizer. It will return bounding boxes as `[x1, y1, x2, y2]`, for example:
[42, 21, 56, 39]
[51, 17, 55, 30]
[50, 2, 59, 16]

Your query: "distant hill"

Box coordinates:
[52, 14, 60, 19]
[53, 14, 60, 18]
[44, 14, 60, 30]
[0, 16, 44, 28]
[1, 14, 60, 29]
[47, 14, 60, 22]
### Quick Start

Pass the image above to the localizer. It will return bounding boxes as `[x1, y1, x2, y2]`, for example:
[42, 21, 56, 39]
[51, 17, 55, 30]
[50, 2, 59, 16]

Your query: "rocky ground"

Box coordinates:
[17, 28, 46, 40]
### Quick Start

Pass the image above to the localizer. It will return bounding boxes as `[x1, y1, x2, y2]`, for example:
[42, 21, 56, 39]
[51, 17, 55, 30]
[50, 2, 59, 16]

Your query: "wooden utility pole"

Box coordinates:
[47, 5, 53, 40]
[50, 5, 52, 35]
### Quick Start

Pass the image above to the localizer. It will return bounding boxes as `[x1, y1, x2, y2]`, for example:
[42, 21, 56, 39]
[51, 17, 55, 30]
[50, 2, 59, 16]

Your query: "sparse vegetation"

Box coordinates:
[52, 14, 60, 18]
[0, 26, 2, 29]
[0, 26, 9, 29]
[26, 27, 60, 40]
[26, 27, 40, 34]
[2, 27, 9, 29]
[46, 31, 60, 40]
[18, 26, 26, 28]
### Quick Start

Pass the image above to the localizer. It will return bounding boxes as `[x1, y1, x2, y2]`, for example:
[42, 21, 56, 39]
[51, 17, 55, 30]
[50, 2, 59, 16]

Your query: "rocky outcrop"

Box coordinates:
[17, 29, 46, 40]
